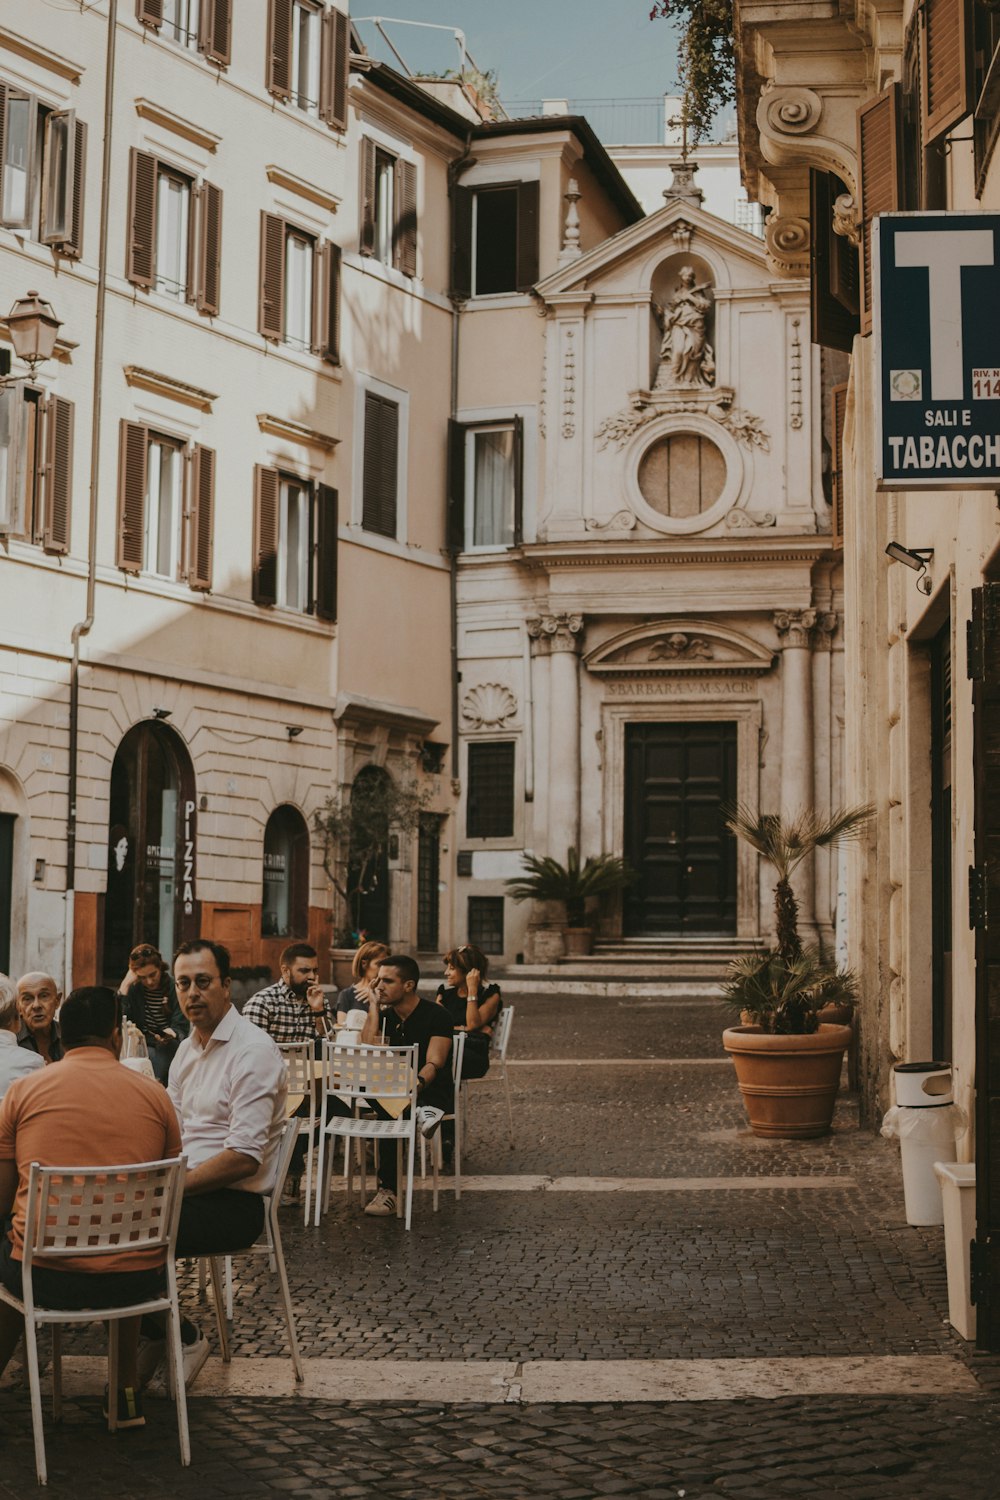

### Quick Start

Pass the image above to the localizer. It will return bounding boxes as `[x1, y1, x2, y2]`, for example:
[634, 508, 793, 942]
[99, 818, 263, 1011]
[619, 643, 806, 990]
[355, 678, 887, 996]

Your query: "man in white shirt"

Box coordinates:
[0, 978, 43, 1101]
[139, 939, 287, 1392]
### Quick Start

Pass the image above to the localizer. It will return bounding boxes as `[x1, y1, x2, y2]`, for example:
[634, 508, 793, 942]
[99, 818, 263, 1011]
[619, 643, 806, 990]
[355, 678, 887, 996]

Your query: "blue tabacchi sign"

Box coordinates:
[874, 212, 1000, 488]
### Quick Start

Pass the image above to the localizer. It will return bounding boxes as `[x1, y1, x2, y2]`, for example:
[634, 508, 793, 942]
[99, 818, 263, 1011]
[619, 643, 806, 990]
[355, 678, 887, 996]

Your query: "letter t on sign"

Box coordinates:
[894, 231, 994, 400]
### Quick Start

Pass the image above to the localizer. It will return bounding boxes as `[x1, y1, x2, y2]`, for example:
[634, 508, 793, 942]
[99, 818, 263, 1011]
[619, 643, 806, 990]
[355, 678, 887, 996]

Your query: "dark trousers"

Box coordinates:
[175, 1189, 265, 1257]
[0, 1222, 165, 1310]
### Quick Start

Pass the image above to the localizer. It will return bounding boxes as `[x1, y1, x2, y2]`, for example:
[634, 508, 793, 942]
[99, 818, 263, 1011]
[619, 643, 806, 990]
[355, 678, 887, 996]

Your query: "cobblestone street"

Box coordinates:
[3, 993, 999, 1497]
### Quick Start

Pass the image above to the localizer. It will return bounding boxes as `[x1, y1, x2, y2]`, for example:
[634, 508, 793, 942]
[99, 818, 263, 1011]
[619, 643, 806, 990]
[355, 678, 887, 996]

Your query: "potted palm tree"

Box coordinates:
[721, 804, 872, 1139]
[506, 848, 634, 958]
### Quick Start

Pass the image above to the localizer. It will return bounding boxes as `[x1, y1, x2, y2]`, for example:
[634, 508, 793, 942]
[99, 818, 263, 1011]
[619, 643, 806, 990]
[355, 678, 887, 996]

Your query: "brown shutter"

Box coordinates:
[858, 85, 902, 335]
[259, 212, 285, 339]
[136, 0, 163, 29]
[922, 0, 972, 145]
[187, 444, 215, 591]
[320, 7, 350, 132]
[0, 87, 7, 202]
[447, 419, 466, 551]
[199, 0, 232, 66]
[314, 240, 341, 363]
[451, 184, 473, 298]
[126, 148, 157, 288]
[394, 158, 418, 277]
[360, 137, 376, 255]
[515, 179, 540, 291]
[42, 394, 73, 554]
[830, 383, 848, 547]
[267, 0, 293, 102]
[809, 169, 860, 353]
[362, 392, 398, 538]
[197, 181, 223, 315]
[512, 413, 524, 546]
[64, 118, 87, 259]
[315, 483, 338, 621]
[253, 464, 280, 605]
[116, 420, 148, 573]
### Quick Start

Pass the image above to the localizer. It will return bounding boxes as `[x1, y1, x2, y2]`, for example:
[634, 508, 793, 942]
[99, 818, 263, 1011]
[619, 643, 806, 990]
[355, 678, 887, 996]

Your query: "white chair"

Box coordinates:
[314, 1043, 420, 1229]
[420, 1030, 465, 1201]
[279, 1040, 317, 1226]
[0, 1156, 189, 1486]
[201, 1119, 304, 1382]
[461, 1004, 515, 1150]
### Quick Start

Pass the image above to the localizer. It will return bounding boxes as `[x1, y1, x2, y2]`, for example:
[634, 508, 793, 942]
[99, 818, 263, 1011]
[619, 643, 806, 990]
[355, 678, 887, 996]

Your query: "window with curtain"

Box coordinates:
[468, 426, 516, 548]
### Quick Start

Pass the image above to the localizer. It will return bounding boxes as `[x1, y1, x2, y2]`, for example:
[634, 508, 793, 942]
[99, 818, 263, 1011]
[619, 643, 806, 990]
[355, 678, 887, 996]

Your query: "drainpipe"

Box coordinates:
[446, 136, 475, 781]
[65, 0, 117, 992]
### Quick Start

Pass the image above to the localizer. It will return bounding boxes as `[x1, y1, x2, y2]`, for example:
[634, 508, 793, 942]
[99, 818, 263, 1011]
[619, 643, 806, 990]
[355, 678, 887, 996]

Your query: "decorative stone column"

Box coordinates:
[526, 619, 553, 853]
[528, 613, 583, 861]
[773, 608, 819, 948]
[811, 612, 838, 954]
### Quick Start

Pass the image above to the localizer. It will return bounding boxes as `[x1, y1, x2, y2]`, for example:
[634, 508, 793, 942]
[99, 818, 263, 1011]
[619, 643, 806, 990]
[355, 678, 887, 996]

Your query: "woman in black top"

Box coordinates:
[434, 944, 501, 1083]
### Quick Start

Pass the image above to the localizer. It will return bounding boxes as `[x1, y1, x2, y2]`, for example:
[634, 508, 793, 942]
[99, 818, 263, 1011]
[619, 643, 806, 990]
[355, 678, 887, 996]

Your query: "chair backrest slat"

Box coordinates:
[278, 1040, 314, 1093]
[320, 1041, 418, 1100]
[491, 1005, 513, 1061]
[22, 1157, 187, 1264]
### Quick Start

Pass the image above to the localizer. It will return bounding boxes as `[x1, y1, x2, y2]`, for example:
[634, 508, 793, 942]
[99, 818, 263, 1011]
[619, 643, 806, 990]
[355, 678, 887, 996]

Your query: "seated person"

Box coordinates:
[16, 973, 64, 1064]
[355, 955, 453, 1218]
[0, 986, 181, 1430]
[435, 944, 502, 1081]
[336, 940, 389, 1024]
[138, 938, 287, 1393]
[117, 943, 189, 1085]
[0, 977, 43, 1102]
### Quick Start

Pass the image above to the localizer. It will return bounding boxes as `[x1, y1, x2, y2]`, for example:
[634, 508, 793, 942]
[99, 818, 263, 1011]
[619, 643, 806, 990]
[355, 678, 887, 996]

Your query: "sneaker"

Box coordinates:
[136, 1334, 165, 1391]
[363, 1188, 398, 1216]
[145, 1331, 210, 1398]
[103, 1384, 145, 1429]
[416, 1105, 444, 1139]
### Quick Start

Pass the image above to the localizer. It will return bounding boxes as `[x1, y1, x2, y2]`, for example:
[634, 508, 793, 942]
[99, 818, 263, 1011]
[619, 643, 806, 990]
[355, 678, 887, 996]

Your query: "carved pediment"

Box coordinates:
[585, 620, 775, 677]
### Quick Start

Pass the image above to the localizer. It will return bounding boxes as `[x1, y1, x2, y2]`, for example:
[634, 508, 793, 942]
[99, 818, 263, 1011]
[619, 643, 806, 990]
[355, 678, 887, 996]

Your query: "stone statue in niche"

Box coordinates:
[655, 266, 714, 388]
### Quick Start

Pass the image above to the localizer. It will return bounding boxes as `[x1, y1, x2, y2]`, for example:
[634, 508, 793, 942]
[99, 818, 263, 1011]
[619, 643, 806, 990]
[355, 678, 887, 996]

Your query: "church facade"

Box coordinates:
[452, 169, 844, 963]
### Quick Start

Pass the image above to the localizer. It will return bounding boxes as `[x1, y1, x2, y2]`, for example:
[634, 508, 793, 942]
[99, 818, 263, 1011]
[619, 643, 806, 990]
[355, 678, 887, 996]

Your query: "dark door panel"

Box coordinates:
[623, 721, 737, 935]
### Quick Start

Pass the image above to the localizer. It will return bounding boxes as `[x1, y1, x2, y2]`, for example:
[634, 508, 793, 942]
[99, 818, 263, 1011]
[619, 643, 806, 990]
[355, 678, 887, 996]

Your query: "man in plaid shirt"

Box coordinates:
[243, 943, 335, 1045]
[243, 942, 336, 1198]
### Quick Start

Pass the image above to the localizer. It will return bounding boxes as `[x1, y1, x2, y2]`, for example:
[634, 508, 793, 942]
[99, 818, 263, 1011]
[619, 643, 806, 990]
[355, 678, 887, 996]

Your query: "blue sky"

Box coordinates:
[352, 2, 682, 103]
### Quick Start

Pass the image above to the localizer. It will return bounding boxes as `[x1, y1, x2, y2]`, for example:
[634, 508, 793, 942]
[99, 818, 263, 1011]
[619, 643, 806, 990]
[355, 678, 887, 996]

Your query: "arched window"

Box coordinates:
[103, 722, 196, 983]
[262, 805, 310, 939]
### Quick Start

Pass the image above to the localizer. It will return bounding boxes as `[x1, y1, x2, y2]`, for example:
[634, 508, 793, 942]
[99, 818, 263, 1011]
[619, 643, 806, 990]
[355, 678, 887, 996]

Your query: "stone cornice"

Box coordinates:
[521, 539, 833, 570]
[135, 99, 222, 154]
[124, 366, 218, 411]
[265, 165, 341, 214]
[0, 27, 83, 83]
[256, 413, 339, 451]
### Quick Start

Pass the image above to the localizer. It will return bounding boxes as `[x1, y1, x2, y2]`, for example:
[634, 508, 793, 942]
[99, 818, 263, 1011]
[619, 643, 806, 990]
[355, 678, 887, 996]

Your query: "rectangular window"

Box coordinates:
[374, 147, 395, 265]
[154, 169, 191, 299]
[468, 426, 516, 548]
[466, 741, 515, 839]
[453, 180, 538, 298]
[0, 384, 73, 551]
[252, 464, 338, 620]
[0, 86, 85, 254]
[468, 896, 504, 955]
[291, 0, 322, 115]
[362, 390, 400, 538]
[2, 92, 33, 225]
[163, 0, 200, 48]
[473, 186, 519, 296]
[278, 476, 310, 610]
[284, 228, 314, 350]
[258, 212, 340, 360]
[145, 435, 185, 579]
[360, 139, 418, 276]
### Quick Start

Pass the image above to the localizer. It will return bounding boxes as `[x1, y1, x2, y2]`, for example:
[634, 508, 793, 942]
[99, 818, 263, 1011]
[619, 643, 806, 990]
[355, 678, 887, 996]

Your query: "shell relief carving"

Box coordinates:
[461, 683, 518, 730]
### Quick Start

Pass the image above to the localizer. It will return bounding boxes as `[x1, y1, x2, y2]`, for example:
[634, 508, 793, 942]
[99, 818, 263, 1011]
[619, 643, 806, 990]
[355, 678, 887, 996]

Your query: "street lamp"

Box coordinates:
[5, 291, 61, 373]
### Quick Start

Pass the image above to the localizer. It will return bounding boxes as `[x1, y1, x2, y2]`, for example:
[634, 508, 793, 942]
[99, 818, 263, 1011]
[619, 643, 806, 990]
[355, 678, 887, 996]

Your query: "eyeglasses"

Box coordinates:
[175, 974, 218, 992]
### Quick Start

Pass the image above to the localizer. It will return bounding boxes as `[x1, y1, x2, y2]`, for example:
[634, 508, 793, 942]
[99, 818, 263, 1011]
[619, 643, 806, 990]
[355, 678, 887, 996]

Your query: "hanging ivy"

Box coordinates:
[649, 0, 736, 142]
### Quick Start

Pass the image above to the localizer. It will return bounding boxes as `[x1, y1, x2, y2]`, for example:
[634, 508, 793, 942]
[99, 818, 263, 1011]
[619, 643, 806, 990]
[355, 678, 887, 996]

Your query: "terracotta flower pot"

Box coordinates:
[330, 948, 357, 989]
[722, 1023, 853, 1139]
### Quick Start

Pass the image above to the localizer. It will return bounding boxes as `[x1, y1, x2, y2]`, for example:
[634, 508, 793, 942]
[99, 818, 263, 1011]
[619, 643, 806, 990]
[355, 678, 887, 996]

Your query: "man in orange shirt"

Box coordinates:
[0, 987, 181, 1429]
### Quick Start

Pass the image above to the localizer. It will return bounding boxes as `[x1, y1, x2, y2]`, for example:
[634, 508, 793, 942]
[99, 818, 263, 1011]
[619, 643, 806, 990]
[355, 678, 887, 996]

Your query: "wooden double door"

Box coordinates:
[623, 721, 737, 935]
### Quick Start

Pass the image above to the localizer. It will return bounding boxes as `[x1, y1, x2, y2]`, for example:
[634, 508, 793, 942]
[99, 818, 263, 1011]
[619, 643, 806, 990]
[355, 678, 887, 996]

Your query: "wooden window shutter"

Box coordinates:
[858, 84, 902, 335]
[199, 0, 232, 66]
[136, 0, 163, 29]
[394, 159, 417, 277]
[515, 180, 540, 291]
[451, 185, 473, 298]
[362, 392, 398, 538]
[360, 137, 376, 255]
[315, 483, 338, 621]
[922, 0, 972, 145]
[42, 394, 73, 555]
[512, 414, 524, 546]
[313, 240, 341, 363]
[253, 464, 280, 605]
[116, 420, 148, 573]
[187, 444, 215, 591]
[267, 0, 293, 101]
[197, 182, 223, 315]
[809, 169, 859, 353]
[126, 148, 157, 288]
[447, 419, 467, 551]
[320, 8, 350, 130]
[830, 383, 848, 547]
[259, 212, 285, 339]
[63, 118, 87, 259]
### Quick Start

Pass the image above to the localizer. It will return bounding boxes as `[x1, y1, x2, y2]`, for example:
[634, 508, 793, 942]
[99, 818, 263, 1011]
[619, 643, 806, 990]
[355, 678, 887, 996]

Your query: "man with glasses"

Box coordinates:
[137, 939, 287, 1394]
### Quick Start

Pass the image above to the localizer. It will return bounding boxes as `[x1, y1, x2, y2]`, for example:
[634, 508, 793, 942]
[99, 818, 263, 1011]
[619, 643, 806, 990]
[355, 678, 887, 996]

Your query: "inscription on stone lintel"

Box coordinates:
[606, 678, 756, 697]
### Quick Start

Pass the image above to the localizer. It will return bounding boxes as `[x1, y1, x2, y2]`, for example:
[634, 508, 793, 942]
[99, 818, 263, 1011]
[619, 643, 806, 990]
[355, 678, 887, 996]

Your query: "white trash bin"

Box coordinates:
[934, 1161, 977, 1339]
[881, 1063, 966, 1226]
